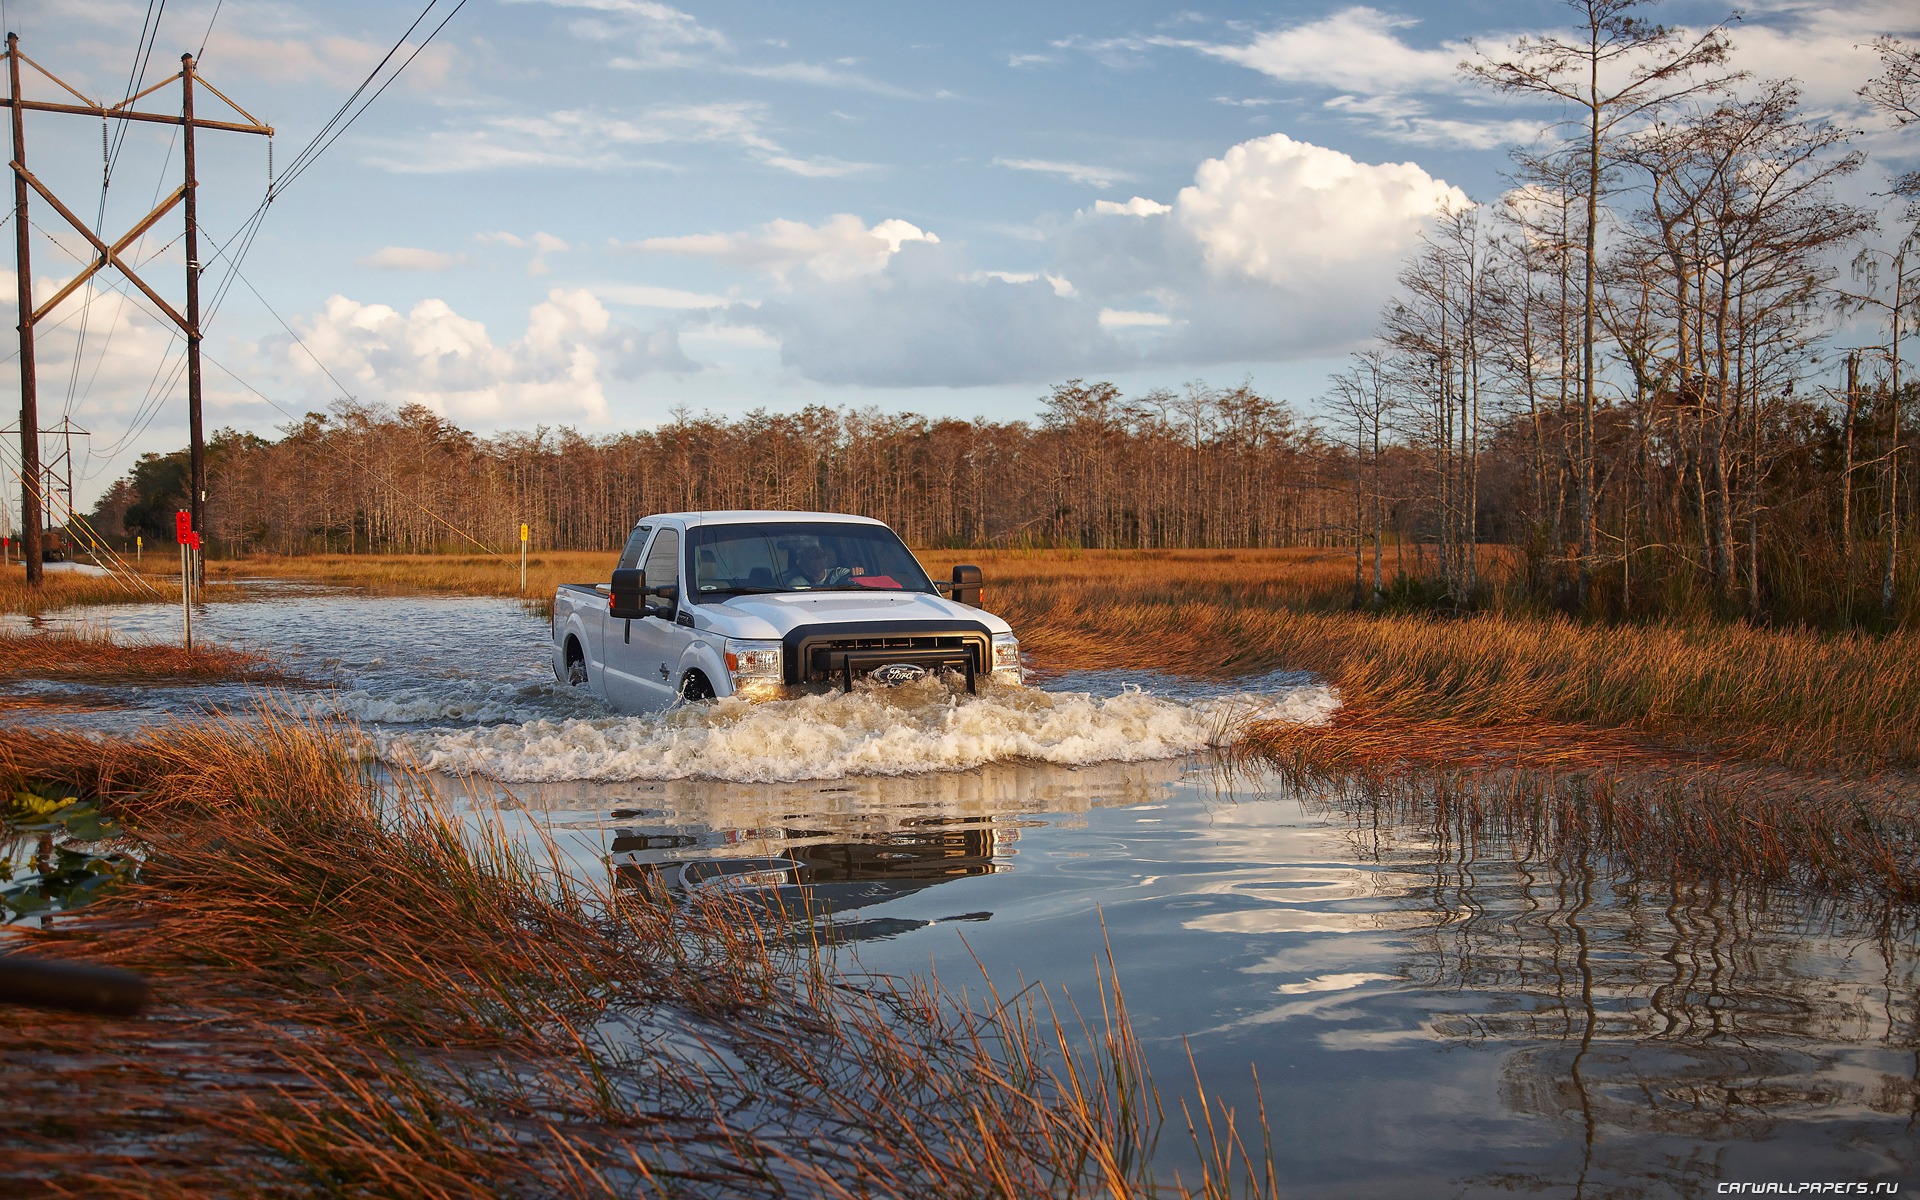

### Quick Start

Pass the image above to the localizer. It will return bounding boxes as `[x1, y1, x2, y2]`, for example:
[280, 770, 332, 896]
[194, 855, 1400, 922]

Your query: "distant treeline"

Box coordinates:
[90, 387, 1347, 558]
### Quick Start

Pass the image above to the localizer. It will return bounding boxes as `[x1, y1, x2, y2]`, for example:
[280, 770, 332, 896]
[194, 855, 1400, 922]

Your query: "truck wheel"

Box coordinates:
[564, 640, 588, 687]
[680, 671, 715, 702]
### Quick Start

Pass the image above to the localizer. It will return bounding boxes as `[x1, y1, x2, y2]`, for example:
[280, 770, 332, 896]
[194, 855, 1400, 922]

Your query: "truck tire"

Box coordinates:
[680, 671, 715, 702]
[564, 640, 588, 687]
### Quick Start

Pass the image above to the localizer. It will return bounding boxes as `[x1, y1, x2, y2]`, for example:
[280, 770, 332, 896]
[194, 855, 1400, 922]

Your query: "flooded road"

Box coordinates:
[8, 587, 1918, 1195]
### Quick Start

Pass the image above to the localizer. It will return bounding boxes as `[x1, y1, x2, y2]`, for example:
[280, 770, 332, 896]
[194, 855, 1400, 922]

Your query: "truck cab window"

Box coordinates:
[642, 529, 680, 613]
[616, 526, 651, 572]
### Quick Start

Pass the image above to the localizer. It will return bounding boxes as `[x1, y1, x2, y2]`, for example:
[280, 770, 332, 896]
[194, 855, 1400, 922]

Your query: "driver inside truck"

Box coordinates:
[786, 543, 851, 588]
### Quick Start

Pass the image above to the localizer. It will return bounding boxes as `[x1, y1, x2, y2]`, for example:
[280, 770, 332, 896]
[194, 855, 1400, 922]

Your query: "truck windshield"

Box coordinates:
[688, 522, 935, 597]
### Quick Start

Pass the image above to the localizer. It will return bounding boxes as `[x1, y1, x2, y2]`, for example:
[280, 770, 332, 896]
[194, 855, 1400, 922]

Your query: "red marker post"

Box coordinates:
[176, 511, 194, 649]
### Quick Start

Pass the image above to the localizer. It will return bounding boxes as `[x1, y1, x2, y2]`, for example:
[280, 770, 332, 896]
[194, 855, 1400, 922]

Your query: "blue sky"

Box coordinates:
[3, 0, 1915, 507]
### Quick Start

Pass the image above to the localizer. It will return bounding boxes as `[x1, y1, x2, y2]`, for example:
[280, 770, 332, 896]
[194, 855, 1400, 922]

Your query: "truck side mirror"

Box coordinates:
[609, 568, 647, 620]
[949, 564, 983, 607]
[645, 582, 680, 620]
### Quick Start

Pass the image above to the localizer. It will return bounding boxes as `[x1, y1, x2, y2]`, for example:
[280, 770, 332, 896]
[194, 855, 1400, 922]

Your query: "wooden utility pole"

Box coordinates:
[1, 35, 272, 584]
[8, 35, 39, 584]
[181, 54, 206, 547]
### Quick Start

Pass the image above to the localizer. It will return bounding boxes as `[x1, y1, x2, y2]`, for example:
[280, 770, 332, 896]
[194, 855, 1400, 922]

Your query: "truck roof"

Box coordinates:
[634, 510, 891, 530]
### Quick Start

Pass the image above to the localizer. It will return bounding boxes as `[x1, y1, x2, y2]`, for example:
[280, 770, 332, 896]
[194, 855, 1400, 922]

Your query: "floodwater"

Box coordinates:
[7, 586, 1917, 1195]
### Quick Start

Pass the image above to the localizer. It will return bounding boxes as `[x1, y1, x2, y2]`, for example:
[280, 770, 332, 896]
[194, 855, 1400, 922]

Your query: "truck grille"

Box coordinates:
[783, 621, 992, 688]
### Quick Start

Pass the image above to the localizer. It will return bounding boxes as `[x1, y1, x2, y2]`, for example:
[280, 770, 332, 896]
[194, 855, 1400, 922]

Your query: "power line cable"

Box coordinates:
[23, 222, 189, 460]
[229, 265, 357, 401]
[267, 0, 457, 196]
[106, 0, 167, 180]
[196, 0, 224, 60]
[272, 0, 469, 196]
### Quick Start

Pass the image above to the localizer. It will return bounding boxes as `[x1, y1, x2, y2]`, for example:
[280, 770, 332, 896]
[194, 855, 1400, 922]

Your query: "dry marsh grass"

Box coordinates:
[0, 712, 1272, 1199]
[0, 630, 282, 688]
[918, 549, 1920, 775]
[0, 567, 177, 615]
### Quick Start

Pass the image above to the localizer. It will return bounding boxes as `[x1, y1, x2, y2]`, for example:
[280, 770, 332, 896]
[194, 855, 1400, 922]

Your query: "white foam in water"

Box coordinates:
[378, 678, 1339, 784]
[326, 680, 605, 726]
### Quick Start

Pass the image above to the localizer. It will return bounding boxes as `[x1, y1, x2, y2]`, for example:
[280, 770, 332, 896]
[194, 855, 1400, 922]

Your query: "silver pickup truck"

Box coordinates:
[551, 511, 1021, 713]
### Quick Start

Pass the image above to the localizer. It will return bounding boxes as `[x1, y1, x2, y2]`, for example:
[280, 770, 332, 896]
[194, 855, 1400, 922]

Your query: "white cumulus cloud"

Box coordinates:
[274, 288, 693, 424]
[1173, 134, 1468, 281]
[710, 133, 1465, 385]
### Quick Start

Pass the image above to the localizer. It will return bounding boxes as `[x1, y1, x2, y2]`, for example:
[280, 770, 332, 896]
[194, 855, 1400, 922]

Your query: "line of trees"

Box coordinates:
[88, 384, 1347, 558]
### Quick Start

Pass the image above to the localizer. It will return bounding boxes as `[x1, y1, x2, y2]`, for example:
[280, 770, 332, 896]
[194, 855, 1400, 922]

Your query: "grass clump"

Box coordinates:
[0, 711, 1272, 1199]
[0, 566, 177, 615]
[0, 630, 282, 688]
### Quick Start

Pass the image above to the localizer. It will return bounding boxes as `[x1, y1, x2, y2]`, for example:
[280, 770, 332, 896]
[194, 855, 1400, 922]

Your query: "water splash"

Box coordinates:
[380, 677, 1338, 784]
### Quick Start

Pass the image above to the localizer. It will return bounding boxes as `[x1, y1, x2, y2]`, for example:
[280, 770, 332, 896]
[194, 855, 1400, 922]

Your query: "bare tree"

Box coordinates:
[1330, 351, 1395, 606]
[1467, 0, 1736, 605]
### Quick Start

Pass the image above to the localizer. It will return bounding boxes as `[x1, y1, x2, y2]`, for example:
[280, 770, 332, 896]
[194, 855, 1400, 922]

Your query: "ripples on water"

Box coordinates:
[7, 586, 1916, 1192]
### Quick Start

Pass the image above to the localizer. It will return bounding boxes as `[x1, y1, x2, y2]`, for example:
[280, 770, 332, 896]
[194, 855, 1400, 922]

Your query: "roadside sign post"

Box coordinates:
[520, 522, 529, 592]
[136, 534, 141, 563]
[175, 511, 193, 650]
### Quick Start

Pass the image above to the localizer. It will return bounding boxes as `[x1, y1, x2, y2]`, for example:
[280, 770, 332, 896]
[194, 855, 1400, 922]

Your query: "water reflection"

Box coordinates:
[444, 757, 1199, 944]
[1293, 783, 1920, 1192]
[615, 820, 1000, 945]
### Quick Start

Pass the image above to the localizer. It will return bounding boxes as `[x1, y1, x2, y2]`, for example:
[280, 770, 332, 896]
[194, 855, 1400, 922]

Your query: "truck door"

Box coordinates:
[599, 526, 660, 712]
[622, 526, 694, 710]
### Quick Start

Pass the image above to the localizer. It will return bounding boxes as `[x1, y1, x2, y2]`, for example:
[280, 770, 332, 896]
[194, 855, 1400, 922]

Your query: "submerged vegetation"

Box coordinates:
[0, 713, 1272, 1199]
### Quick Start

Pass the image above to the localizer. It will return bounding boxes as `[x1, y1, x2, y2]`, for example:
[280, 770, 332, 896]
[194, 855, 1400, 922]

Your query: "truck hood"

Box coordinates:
[694, 591, 1013, 640]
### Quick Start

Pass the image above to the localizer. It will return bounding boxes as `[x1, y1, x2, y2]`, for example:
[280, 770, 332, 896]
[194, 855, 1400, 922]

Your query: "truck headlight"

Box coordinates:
[991, 633, 1022, 681]
[723, 638, 784, 697]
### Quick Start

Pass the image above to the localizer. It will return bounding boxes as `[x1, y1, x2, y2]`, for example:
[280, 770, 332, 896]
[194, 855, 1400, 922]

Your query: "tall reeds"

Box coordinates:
[929, 550, 1920, 774]
[0, 712, 1271, 1198]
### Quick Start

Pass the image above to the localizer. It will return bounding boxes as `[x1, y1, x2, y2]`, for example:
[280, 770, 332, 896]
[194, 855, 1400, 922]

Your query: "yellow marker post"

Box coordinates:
[519, 523, 529, 592]
[136, 534, 143, 563]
